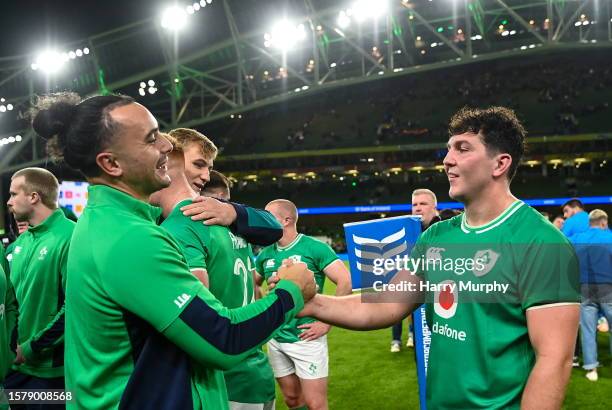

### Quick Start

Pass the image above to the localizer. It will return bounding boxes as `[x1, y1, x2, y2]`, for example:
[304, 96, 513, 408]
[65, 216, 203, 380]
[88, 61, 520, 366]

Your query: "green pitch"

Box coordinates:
[271, 281, 612, 409]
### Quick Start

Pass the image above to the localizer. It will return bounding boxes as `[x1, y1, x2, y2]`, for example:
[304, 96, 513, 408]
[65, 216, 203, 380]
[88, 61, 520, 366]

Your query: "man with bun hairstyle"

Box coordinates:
[5, 167, 74, 409]
[31, 92, 316, 410]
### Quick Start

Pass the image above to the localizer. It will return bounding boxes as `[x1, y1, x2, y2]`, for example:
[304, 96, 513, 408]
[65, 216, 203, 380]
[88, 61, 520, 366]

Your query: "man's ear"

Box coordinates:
[96, 152, 123, 177]
[492, 153, 513, 178]
[28, 191, 41, 206]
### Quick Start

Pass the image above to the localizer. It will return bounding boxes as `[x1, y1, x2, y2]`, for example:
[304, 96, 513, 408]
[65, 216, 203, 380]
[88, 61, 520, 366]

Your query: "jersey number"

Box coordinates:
[233, 258, 250, 307]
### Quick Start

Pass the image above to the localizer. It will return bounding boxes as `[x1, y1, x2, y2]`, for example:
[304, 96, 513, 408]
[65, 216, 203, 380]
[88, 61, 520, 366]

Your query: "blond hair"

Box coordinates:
[412, 188, 438, 206]
[168, 128, 218, 159]
[589, 209, 608, 225]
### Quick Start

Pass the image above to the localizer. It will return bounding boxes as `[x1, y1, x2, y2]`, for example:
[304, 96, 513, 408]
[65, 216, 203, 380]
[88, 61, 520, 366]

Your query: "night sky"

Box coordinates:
[0, 0, 173, 57]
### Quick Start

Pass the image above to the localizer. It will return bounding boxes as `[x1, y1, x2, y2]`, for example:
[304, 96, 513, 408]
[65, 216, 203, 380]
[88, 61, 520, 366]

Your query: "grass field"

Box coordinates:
[273, 282, 612, 409]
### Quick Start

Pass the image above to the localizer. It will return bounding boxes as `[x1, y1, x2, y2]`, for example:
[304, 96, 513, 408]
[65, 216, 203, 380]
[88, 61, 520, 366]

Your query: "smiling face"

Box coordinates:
[104, 103, 173, 198]
[183, 143, 214, 193]
[443, 132, 506, 202]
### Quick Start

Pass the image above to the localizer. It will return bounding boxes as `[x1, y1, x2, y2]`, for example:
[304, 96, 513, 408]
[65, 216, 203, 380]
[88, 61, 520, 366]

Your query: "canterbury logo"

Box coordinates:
[426, 247, 445, 261]
[352, 228, 408, 275]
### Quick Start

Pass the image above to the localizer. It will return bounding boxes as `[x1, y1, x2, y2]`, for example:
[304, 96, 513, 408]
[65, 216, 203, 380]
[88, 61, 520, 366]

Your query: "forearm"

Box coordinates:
[334, 278, 353, 296]
[309, 270, 421, 330]
[306, 293, 413, 331]
[521, 356, 573, 410]
[164, 280, 303, 369]
[228, 203, 282, 246]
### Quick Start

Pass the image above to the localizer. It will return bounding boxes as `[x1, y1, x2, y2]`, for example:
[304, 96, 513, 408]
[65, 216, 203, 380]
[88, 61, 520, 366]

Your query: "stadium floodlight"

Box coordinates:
[148, 80, 155, 87]
[264, 20, 307, 51]
[7, 104, 13, 111]
[138, 88, 146, 97]
[76, 49, 83, 57]
[0, 106, 5, 113]
[337, 10, 351, 28]
[83, 47, 90, 55]
[351, 0, 389, 23]
[32, 50, 66, 73]
[161, 6, 188, 31]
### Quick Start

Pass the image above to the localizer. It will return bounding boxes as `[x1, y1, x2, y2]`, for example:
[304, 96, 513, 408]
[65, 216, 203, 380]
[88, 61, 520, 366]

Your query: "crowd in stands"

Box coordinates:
[205, 50, 612, 156]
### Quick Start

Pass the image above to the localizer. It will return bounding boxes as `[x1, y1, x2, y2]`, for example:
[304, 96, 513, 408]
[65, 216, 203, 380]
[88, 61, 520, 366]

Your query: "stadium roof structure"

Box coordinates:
[1, 0, 611, 173]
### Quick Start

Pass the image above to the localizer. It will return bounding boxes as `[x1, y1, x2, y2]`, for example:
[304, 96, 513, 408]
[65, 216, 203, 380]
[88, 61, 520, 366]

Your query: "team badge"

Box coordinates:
[473, 249, 500, 277]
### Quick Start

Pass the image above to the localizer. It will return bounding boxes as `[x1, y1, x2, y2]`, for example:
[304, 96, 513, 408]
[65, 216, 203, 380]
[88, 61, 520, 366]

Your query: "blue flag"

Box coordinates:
[344, 215, 428, 409]
[343, 215, 421, 290]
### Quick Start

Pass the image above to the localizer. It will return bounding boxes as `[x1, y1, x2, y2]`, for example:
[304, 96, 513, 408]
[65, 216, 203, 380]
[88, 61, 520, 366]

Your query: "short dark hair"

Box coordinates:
[562, 198, 584, 210]
[11, 167, 59, 209]
[204, 170, 232, 191]
[31, 92, 134, 178]
[448, 106, 526, 180]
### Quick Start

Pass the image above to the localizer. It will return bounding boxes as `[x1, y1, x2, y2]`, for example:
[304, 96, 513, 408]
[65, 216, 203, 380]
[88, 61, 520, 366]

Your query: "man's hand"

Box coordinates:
[277, 262, 317, 302]
[14, 345, 25, 364]
[297, 321, 331, 341]
[181, 196, 237, 226]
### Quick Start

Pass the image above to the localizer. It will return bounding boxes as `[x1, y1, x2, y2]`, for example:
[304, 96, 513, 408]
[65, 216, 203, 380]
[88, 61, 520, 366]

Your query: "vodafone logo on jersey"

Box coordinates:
[433, 279, 458, 319]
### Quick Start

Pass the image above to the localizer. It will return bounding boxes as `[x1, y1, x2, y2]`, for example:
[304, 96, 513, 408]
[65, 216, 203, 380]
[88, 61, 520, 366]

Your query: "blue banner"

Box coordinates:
[344, 215, 428, 409]
[413, 306, 431, 410]
[343, 215, 421, 290]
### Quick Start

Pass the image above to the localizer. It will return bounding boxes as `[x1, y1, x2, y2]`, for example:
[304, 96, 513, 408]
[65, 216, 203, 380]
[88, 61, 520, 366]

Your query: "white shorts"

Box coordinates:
[267, 336, 329, 379]
[229, 400, 275, 410]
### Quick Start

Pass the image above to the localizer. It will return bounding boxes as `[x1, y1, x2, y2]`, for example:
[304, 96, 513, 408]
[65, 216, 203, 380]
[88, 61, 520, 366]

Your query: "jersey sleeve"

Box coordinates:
[163, 279, 303, 370]
[517, 236, 580, 310]
[100, 225, 305, 369]
[21, 237, 70, 360]
[228, 203, 283, 246]
[312, 239, 339, 271]
[165, 222, 209, 271]
[254, 248, 267, 276]
[100, 228, 207, 332]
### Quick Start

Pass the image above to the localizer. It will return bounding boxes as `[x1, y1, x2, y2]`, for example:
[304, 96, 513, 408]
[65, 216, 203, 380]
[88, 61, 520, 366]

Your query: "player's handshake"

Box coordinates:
[276, 262, 317, 302]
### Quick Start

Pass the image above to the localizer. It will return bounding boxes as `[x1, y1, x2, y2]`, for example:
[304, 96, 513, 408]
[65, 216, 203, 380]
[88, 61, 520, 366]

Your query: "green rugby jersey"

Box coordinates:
[412, 200, 579, 409]
[256, 234, 338, 343]
[65, 186, 304, 410]
[162, 199, 275, 404]
[9, 209, 74, 378]
[0, 246, 17, 381]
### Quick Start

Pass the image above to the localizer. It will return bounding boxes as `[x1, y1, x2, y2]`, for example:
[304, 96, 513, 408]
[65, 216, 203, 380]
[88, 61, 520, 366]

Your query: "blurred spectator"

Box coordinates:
[562, 198, 589, 239]
[439, 208, 462, 220]
[552, 215, 565, 230]
[571, 209, 612, 382]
